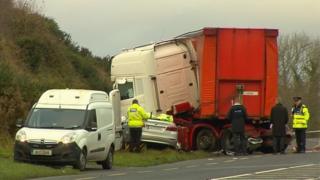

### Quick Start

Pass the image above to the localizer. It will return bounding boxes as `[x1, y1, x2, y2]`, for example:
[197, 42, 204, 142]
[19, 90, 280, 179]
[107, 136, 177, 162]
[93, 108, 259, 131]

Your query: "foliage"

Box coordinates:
[278, 33, 320, 130]
[0, 0, 112, 139]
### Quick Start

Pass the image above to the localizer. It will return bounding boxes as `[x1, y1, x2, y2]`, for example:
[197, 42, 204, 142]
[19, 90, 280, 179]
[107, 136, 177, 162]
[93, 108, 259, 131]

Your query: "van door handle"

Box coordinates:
[107, 128, 113, 131]
[98, 133, 101, 141]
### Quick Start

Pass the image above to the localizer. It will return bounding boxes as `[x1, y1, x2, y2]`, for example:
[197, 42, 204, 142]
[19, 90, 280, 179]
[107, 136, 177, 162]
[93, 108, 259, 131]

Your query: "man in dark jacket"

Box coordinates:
[227, 99, 248, 156]
[270, 98, 289, 154]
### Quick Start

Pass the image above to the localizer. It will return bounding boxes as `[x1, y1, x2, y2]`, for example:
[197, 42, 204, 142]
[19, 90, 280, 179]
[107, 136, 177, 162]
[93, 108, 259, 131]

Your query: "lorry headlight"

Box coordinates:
[16, 130, 27, 142]
[61, 133, 77, 144]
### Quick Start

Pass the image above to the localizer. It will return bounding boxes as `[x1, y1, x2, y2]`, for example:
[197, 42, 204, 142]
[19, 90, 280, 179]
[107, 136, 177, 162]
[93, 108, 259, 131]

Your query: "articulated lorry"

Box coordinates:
[111, 27, 292, 152]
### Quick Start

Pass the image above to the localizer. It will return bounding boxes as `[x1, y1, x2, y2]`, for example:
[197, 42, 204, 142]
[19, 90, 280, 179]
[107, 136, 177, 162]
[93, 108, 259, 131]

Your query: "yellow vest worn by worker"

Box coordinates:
[127, 103, 149, 128]
[292, 104, 310, 129]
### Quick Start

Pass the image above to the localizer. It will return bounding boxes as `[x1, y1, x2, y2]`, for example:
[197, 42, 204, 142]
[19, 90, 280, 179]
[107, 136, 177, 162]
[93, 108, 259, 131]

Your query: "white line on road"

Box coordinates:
[206, 162, 218, 165]
[108, 173, 127, 177]
[163, 167, 179, 171]
[240, 157, 248, 160]
[223, 160, 235, 163]
[137, 170, 153, 173]
[288, 164, 315, 169]
[211, 164, 316, 180]
[186, 165, 199, 168]
[211, 173, 251, 179]
[254, 168, 287, 174]
[208, 158, 214, 161]
[75, 177, 96, 180]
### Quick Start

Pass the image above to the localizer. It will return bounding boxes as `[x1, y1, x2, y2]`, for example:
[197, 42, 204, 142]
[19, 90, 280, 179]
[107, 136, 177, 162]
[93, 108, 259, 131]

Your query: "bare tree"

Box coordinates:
[278, 33, 320, 130]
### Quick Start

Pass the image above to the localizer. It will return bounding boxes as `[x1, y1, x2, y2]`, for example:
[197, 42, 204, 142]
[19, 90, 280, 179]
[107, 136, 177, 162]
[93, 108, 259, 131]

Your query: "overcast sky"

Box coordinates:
[35, 0, 320, 57]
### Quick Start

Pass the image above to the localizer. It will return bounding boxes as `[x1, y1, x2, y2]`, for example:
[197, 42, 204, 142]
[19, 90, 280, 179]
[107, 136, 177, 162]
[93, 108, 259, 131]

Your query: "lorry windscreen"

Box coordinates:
[26, 108, 86, 129]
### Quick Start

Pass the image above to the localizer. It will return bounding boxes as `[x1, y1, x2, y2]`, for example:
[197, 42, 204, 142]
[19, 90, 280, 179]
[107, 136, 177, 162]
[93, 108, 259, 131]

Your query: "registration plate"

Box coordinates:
[31, 149, 52, 156]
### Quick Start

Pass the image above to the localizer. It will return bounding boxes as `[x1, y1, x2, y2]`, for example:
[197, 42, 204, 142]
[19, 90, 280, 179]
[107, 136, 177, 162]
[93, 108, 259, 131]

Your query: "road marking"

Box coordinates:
[254, 168, 287, 174]
[75, 177, 96, 180]
[137, 170, 153, 173]
[163, 167, 178, 171]
[211, 164, 317, 180]
[186, 165, 199, 168]
[212, 173, 251, 179]
[208, 158, 214, 161]
[288, 164, 315, 169]
[108, 173, 127, 176]
[240, 157, 248, 160]
[223, 160, 235, 163]
[253, 155, 262, 158]
[206, 162, 218, 165]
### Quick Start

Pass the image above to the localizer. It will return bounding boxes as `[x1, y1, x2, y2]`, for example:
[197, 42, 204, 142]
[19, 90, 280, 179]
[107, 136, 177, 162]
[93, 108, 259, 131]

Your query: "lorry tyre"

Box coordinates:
[196, 129, 216, 151]
[74, 149, 87, 171]
[221, 129, 234, 155]
[102, 147, 114, 170]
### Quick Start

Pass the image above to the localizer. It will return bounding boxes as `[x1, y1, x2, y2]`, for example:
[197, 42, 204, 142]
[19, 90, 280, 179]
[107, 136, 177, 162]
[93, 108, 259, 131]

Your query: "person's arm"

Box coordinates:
[270, 107, 274, 124]
[285, 108, 289, 124]
[303, 106, 310, 121]
[138, 106, 149, 120]
[242, 106, 248, 122]
[227, 107, 233, 122]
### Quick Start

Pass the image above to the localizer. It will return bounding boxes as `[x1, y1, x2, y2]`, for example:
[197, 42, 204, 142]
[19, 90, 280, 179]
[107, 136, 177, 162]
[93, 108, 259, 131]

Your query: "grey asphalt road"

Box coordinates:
[36, 151, 320, 180]
[34, 137, 320, 180]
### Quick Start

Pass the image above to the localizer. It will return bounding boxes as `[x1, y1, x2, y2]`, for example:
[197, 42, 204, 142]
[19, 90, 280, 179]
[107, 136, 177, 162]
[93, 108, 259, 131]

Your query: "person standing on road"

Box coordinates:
[292, 97, 310, 153]
[270, 98, 289, 154]
[227, 98, 248, 156]
[127, 99, 148, 152]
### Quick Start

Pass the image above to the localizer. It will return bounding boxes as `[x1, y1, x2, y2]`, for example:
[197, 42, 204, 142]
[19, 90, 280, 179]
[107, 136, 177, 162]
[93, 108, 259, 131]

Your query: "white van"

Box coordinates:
[14, 89, 122, 171]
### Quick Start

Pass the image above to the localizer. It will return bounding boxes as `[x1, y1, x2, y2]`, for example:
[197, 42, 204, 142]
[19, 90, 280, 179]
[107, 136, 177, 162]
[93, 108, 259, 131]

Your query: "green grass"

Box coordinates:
[114, 149, 212, 167]
[0, 158, 78, 180]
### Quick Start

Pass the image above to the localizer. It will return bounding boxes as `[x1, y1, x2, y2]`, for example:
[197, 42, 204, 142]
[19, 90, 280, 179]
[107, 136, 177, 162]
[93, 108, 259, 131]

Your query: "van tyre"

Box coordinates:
[102, 147, 113, 169]
[196, 129, 216, 151]
[74, 149, 87, 171]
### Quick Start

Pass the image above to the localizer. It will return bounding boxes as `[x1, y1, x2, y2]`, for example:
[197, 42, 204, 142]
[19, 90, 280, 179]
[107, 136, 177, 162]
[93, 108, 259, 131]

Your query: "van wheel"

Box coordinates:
[74, 149, 87, 171]
[102, 147, 114, 169]
[196, 129, 216, 151]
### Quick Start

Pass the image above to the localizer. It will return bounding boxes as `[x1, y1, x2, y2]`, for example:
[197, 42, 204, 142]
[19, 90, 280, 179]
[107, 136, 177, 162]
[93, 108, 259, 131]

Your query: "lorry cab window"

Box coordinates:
[118, 81, 134, 100]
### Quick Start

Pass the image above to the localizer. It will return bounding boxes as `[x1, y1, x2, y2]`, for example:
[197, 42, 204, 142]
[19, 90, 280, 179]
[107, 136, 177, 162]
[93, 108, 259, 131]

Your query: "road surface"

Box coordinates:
[36, 151, 320, 180]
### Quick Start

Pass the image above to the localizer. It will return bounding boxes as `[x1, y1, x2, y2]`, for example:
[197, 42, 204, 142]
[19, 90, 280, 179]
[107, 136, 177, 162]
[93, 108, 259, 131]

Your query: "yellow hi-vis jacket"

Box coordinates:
[127, 103, 149, 128]
[292, 104, 310, 129]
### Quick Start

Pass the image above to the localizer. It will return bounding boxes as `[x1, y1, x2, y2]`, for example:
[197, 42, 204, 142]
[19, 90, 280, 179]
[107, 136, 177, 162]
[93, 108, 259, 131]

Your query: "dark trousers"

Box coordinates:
[273, 136, 285, 153]
[295, 129, 306, 152]
[129, 127, 142, 152]
[233, 132, 247, 155]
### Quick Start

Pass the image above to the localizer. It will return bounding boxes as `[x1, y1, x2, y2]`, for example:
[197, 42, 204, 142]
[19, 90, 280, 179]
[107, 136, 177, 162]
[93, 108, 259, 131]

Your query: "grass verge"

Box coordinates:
[0, 158, 78, 180]
[114, 149, 212, 167]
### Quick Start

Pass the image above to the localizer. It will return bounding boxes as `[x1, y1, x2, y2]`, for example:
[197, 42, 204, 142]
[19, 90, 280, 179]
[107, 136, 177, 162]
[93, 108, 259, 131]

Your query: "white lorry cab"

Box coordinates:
[111, 40, 198, 148]
[14, 89, 122, 171]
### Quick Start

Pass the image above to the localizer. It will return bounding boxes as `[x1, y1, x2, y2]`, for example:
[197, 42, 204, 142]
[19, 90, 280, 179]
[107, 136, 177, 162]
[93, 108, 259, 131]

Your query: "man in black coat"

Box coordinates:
[227, 99, 248, 156]
[270, 98, 289, 154]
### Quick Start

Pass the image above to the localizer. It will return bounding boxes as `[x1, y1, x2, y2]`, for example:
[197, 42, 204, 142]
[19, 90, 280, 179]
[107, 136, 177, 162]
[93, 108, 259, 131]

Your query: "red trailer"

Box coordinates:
[173, 28, 289, 152]
[111, 27, 292, 152]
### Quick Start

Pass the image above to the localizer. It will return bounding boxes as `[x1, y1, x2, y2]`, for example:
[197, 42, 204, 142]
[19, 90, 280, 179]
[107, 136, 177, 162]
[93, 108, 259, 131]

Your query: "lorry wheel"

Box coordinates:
[102, 147, 114, 170]
[74, 149, 87, 171]
[221, 129, 234, 154]
[196, 129, 216, 151]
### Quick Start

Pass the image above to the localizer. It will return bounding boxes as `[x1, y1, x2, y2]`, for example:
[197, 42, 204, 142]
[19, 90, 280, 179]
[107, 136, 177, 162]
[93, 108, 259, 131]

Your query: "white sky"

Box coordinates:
[35, 0, 320, 56]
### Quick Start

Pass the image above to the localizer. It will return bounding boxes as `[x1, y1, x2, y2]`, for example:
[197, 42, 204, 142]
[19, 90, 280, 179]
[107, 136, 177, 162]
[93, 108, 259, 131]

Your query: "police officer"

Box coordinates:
[227, 98, 248, 156]
[270, 98, 289, 154]
[292, 97, 310, 153]
[127, 99, 148, 152]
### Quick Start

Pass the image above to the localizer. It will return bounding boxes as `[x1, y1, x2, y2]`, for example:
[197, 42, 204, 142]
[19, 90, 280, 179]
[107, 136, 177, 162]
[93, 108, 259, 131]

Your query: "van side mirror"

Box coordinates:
[16, 118, 24, 128]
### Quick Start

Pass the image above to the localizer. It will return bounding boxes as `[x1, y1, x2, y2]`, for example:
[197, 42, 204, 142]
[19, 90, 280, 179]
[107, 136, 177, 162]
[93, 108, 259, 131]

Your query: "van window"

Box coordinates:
[87, 109, 97, 129]
[26, 109, 86, 129]
[97, 108, 113, 127]
[118, 81, 134, 100]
